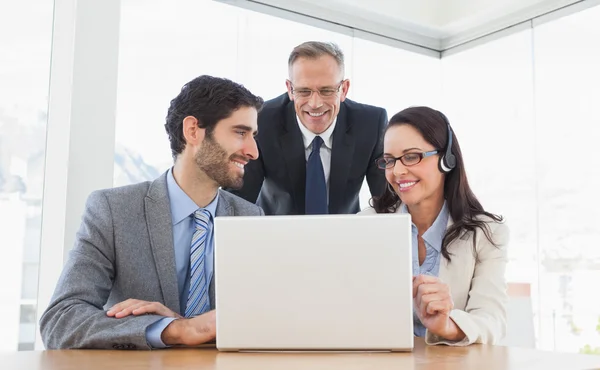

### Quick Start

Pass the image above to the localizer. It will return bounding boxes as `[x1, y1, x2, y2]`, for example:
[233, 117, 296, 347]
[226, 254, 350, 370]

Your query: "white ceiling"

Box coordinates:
[218, 0, 591, 52]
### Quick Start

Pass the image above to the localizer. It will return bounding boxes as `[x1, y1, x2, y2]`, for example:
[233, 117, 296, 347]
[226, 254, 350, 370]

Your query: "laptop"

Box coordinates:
[213, 214, 413, 352]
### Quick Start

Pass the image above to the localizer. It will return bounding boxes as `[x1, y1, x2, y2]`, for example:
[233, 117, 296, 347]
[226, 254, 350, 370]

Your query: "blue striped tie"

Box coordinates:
[185, 209, 211, 317]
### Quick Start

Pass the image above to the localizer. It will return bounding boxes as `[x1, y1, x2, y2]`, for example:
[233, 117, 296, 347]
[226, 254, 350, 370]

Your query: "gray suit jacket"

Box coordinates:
[39, 172, 264, 350]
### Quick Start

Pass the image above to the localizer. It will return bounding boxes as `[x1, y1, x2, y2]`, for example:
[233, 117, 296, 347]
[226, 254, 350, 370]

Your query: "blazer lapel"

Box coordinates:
[438, 218, 473, 284]
[329, 104, 354, 213]
[279, 102, 307, 214]
[438, 218, 453, 284]
[144, 173, 180, 313]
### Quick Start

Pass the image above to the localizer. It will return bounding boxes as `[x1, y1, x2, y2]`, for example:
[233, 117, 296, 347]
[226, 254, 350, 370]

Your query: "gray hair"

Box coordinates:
[288, 41, 345, 77]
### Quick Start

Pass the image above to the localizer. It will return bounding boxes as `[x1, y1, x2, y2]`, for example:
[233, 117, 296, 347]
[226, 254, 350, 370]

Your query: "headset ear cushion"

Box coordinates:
[438, 153, 456, 173]
[445, 153, 456, 169]
[439, 155, 449, 173]
[437, 111, 456, 173]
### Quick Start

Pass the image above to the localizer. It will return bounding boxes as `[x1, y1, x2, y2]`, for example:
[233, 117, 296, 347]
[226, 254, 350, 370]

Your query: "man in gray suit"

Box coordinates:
[40, 75, 264, 349]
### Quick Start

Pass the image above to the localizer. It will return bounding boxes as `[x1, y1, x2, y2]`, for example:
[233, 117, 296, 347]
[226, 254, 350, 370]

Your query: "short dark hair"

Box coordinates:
[164, 75, 264, 159]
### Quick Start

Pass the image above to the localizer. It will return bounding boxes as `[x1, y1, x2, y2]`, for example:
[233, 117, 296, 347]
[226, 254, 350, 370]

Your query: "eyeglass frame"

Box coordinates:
[287, 80, 345, 99]
[375, 150, 440, 170]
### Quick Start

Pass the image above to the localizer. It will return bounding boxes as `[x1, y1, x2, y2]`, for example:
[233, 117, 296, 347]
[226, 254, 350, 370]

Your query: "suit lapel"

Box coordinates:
[215, 190, 234, 216]
[210, 191, 234, 309]
[329, 104, 354, 214]
[144, 173, 180, 313]
[279, 102, 307, 214]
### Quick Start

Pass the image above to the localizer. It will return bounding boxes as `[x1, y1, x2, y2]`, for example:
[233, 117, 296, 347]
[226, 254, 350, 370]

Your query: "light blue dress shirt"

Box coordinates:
[399, 201, 449, 337]
[146, 168, 218, 348]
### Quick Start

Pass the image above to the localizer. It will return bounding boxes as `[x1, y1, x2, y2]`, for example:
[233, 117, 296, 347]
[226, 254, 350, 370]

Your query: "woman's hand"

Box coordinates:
[413, 274, 465, 341]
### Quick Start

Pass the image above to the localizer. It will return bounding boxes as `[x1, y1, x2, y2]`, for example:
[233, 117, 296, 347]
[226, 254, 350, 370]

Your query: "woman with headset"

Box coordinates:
[360, 106, 509, 346]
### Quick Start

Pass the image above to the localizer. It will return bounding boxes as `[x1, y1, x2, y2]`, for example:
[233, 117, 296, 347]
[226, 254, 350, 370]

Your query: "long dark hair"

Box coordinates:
[371, 106, 503, 261]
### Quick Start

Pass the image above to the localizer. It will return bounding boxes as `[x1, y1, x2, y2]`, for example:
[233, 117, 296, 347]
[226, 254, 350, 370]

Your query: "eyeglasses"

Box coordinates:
[288, 80, 344, 99]
[375, 150, 439, 169]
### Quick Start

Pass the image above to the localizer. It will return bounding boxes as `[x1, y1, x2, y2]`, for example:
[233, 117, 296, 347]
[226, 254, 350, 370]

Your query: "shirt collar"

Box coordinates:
[399, 201, 449, 252]
[166, 167, 219, 225]
[296, 115, 337, 150]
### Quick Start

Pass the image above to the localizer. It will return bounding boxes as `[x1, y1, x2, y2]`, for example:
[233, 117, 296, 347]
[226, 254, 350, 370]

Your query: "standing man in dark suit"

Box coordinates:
[228, 41, 388, 215]
[39, 75, 264, 349]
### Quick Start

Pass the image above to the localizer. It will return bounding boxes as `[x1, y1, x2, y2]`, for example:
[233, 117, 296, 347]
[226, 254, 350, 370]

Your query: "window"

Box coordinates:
[441, 29, 539, 345]
[353, 38, 442, 207]
[115, 0, 243, 185]
[0, 0, 53, 351]
[441, 30, 538, 286]
[441, 4, 600, 352]
[352, 38, 441, 117]
[533, 5, 600, 354]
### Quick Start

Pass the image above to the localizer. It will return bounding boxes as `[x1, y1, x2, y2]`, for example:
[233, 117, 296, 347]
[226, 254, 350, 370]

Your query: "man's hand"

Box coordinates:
[413, 274, 465, 341]
[106, 299, 182, 319]
[161, 310, 216, 346]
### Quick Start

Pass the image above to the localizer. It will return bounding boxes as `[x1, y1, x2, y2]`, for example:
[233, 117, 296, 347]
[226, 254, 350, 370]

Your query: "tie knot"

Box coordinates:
[311, 136, 324, 153]
[193, 209, 211, 229]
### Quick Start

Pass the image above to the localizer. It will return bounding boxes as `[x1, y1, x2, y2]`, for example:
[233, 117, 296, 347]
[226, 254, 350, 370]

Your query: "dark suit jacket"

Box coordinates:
[228, 93, 387, 215]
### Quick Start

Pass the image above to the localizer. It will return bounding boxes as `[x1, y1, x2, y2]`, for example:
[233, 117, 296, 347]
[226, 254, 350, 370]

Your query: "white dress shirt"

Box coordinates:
[296, 116, 337, 202]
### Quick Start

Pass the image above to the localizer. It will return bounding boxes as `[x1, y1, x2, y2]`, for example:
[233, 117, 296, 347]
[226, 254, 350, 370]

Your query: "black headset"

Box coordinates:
[437, 111, 456, 173]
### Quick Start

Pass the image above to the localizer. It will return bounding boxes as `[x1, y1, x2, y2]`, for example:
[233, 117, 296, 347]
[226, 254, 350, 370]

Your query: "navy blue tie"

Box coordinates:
[305, 136, 328, 214]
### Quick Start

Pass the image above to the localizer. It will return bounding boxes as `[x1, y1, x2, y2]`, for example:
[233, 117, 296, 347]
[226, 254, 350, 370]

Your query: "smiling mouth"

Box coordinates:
[230, 160, 246, 169]
[397, 181, 419, 192]
[306, 111, 327, 117]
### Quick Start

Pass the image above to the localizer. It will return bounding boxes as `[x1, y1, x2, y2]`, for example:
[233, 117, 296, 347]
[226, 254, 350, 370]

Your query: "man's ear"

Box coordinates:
[339, 79, 350, 102]
[182, 116, 204, 147]
[286, 79, 294, 101]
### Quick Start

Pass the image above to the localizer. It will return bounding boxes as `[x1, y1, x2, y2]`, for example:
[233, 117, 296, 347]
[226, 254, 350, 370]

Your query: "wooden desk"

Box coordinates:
[3, 339, 600, 370]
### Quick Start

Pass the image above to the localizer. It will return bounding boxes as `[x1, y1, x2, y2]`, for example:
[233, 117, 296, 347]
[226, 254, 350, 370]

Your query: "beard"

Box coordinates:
[194, 133, 245, 189]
